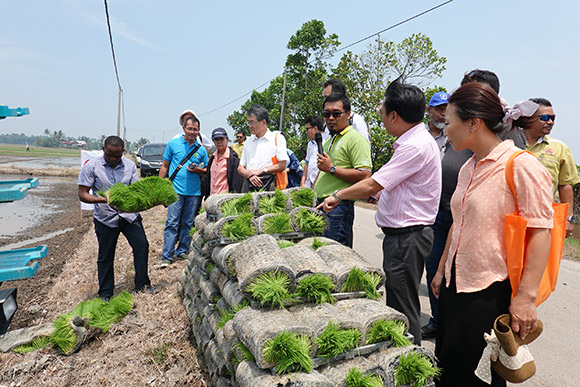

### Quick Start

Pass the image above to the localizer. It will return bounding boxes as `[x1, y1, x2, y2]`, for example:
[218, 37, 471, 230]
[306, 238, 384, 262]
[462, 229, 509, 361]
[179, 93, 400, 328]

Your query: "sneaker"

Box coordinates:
[160, 259, 172, 268]
[135, 284, 159, 294]
[175, 253, 189, 261]
[421, 322, 437, 339]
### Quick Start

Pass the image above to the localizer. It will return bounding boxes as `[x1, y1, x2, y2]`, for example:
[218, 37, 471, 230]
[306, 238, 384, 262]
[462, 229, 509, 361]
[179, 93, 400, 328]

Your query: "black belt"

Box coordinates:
[317, 198, 354, 207]
[381, 225, 425, 235]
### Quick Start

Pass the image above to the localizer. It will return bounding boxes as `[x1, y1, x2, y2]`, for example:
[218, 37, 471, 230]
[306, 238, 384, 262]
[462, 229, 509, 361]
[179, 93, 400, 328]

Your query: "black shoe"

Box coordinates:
[135, 285, 158, 295]
[421, 323, 437, 339]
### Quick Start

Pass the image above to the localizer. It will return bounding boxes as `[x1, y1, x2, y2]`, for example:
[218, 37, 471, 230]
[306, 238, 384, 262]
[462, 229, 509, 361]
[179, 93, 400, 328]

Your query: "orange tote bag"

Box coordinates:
[272, 133, 288, 190]
[504, 150, 567, 306]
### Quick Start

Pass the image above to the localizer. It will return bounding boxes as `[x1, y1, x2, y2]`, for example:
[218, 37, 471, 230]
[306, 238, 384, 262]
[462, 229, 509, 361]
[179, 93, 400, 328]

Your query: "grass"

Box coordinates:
[262, 213, 293, 234]
[290, 188, 315, 208]
[0, 143, 81, 158]
[50, 314, 78, 354]
[344, 367, 384, 387]
[311, 237, 329, 250]
[233, 341, 255, 362]
[189, 227, 197, 237]
[246, 271, 295, 309]
[146, 343, 173, 365]
[206, 263, 215, 274]
[277, 240, 295, 248]
[221, 213, 256, 241]
[394, 352, 441, 387]
[341, 267, 382, 300]
[563, 237, 580, 260]
[99, 176, 178, 212]
[315, 321, 361, 359]
[263, 331, 312, 374]
[217, 301, 250, 329]
[294, 209, 326, 233]
[227, 256, 237, 276]
[12, 336, 50, 354]
[295, 274, 336, 304]
[258, 189, 288, 214]
[365, 319, 411, 347]
[220, 193, 253, 216]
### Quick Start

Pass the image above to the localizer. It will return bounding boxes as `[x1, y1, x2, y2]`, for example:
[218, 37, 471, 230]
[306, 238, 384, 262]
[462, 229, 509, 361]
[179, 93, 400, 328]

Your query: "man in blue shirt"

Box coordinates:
[159, 114, 208, 267]
[78, 135, 152, 301]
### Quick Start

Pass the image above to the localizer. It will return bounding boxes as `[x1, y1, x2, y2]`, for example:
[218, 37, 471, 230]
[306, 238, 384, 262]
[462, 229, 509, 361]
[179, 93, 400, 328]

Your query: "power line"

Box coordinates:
[103, 0, 122, 91]
[198, 0, 453, 117]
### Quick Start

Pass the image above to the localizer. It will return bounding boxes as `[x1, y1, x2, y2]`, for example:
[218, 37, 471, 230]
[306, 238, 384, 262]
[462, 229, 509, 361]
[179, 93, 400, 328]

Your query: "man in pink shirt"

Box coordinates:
[318, 80, 442, 344]
[201, 128, 243, 198]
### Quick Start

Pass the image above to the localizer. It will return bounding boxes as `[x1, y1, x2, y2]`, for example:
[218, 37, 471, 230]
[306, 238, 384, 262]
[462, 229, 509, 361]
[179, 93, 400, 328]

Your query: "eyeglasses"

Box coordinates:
[322, 111, 346, 118]
[247, 120, 258, 126]
[538, 114, 556, 122]
[305, 125, 313, 131]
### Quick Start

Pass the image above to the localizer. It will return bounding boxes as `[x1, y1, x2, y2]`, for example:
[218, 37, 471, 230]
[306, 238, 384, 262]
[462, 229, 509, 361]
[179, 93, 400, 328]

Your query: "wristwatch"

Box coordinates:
[331, 190, 342, 202]
[329, 165, 337, 175]
[567, 215, 576, 224]
[263, 167, 268, 174]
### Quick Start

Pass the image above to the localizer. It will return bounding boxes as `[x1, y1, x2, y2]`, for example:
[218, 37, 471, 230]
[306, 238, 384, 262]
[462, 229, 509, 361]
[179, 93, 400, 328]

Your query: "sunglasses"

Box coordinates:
[236, 136, 244, 139]
[322, 111, 346, 118]
[538, 114, 556, 122]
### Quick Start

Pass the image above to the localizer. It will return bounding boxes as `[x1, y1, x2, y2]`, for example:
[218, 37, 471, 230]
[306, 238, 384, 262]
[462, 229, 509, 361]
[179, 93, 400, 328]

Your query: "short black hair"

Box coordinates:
[383, 79, 426, 124]
[529, 97, 552, 107]
[104, 135, 124, 149]
[305, 115, 324, 131]
[184, 116, 200, 127]
[236, 130, 246, 137]
[247, 104, 269, 124]
[461, 69, 500, 94]
[323, 78, 347, 95]
[323, 92, 351, 113]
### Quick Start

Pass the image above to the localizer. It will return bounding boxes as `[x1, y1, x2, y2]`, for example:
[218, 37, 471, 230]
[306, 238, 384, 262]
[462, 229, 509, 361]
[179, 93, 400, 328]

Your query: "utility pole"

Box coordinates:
[279, 69, 288, 132]
[116, 88, 122, 137]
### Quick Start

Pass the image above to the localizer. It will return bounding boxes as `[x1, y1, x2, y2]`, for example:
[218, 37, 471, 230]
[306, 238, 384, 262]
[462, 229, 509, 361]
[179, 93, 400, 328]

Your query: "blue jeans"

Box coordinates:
[94, 216, 150, 298]
[162, 194, 201, 261]
[323, 201, 355, 248]
[425, 208, 453, 327]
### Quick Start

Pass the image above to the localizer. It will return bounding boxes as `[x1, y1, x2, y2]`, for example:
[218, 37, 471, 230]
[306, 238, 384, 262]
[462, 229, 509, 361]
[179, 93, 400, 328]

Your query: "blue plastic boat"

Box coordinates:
[0, 178, 39, 203]
[0, 245, 48, 282]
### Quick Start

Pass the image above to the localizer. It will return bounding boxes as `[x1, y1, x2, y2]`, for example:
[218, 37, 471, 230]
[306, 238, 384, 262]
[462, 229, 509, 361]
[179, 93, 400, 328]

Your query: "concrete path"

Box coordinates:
[352, 205, 578, 386]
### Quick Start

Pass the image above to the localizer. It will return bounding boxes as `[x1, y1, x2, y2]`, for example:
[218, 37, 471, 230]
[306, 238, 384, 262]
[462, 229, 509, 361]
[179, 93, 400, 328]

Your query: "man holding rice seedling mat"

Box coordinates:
[318, 80, 441, 344]
[159, 113, 209, 267]
[313, 92, 372, 248]
[78, 135, 153, 301]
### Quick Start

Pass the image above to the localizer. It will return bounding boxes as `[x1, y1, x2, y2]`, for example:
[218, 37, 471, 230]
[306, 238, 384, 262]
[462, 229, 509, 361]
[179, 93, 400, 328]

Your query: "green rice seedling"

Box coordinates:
[365, 319, 411, 347]
[344, 367, 384, 387]
[234, 341, 255, 362]
[189, 226, 197, 237]
[246, 271, 295, 309]
[146, 342, 173, 365]
[263, 331, 312, 374]
[50, 313, 77, 354]
[315, 321, 361, 359]
[294, 209, 326, 233]
[12, 336, 50, 354]
[311, 237, 329, 250]
[341, 267, 381, 300]
[277, 240, 295, 248]
[227, 256, 237, 276]
[198, 206, 205, 213]
[85, 291, 134, 334]
[221, 213, 256, 241]
[290, 188, 315, 208]
[101, 176, 178, 212]
[394, 351, 441, 387]
[217, 301, 250, 329]
[295, 274, 336, 304]
[262, 213, 293, 234]
[258, 189, 288, 214]
[206, 262, 216, 274]
[220, 193, 253, 216]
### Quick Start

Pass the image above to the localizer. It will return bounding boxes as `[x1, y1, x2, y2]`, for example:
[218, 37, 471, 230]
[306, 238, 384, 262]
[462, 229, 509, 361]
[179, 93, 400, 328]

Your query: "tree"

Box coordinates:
[227, 20, 340, 160]
[135, 137, 150, 149]
[331, 34, 446, 171]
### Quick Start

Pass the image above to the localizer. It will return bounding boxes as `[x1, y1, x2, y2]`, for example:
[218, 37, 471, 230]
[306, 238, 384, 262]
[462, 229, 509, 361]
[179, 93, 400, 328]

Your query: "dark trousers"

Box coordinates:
[382, 227, 433, 345]
[425, 208, 453, 327]
[94, 217, 150, 298]
[435, 263, 510, 387]
[322, 200, 355, 248]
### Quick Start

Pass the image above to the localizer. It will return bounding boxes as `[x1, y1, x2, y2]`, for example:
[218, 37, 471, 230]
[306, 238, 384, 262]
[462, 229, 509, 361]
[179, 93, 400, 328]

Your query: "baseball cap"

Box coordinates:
[428, 92, 450, 107]
[179, 110, 198, 126]
[211, 127, 228, 140]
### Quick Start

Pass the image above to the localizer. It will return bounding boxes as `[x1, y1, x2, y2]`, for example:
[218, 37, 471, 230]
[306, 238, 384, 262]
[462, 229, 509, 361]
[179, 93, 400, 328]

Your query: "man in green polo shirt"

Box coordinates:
[314, 92, 372, 247]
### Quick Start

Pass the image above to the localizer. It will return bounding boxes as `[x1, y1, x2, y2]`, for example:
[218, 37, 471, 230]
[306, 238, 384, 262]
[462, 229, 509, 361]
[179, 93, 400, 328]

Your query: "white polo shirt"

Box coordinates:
[240, 129, 289, 170]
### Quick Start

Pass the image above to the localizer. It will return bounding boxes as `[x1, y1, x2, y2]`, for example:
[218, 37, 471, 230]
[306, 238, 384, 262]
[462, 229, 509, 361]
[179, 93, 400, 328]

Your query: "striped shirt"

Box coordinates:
[372, 123, 441, 228]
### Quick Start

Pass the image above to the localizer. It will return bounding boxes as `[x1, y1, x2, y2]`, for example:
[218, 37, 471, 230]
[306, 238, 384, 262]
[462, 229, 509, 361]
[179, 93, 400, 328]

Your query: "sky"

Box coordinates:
[1, 0, 579, 160]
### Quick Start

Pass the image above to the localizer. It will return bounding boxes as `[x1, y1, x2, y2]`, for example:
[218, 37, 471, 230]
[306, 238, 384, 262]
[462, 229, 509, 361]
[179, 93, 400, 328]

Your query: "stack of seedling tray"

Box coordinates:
[178, 190, 440, 387]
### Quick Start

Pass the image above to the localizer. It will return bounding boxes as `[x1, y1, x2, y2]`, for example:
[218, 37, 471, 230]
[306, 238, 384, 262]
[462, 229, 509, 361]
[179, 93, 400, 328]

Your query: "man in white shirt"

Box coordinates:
[238, 104, 289, 191]
[300, 115, 328, 188]
[323, 78, 370, 143]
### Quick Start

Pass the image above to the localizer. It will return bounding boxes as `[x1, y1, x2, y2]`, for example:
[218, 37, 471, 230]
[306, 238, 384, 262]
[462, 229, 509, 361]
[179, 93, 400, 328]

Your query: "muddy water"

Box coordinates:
[0, 156, 79, 169]
[0, 176, 75, 247]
